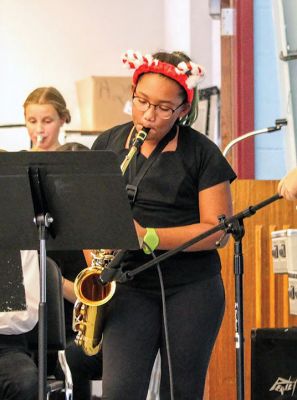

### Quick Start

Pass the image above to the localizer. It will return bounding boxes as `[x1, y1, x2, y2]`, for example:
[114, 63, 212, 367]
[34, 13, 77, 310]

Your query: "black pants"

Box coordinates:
[0, 348, 38, 400]
[101, 274, 225, 400]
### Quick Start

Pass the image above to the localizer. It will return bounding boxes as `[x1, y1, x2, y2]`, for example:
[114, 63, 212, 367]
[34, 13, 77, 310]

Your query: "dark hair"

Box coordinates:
[23, 87, 71, 123]
[150, 51, 199, 126]
[56, 142, 89, 151]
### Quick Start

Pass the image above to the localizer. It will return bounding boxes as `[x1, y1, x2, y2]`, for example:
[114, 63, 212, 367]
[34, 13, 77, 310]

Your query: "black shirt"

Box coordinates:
[92, 122, 237, 289]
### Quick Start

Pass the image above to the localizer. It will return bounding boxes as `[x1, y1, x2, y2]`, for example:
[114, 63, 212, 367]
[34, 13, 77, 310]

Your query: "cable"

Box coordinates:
[143, 240, 175, 400]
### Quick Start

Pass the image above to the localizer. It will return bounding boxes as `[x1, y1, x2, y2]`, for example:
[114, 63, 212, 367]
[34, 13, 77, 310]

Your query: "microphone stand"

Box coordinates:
[223, 118, 287, 157]
[100, 193, 282, 400]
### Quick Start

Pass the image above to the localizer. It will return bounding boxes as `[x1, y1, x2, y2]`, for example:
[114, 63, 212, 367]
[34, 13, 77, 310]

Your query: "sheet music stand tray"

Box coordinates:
[0, 150, 140, 400]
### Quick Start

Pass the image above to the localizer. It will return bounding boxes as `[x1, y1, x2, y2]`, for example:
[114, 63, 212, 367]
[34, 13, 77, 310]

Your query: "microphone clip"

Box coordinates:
[99, 249, 127, 285]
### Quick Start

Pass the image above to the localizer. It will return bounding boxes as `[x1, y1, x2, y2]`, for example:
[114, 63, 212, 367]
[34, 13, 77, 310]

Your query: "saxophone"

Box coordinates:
[72, 127, 149, 355]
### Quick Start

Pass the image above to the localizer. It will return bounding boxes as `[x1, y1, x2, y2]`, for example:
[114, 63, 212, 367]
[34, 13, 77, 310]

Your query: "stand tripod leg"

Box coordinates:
[38, 231, 47, 400]
[234, 240, 245, 400]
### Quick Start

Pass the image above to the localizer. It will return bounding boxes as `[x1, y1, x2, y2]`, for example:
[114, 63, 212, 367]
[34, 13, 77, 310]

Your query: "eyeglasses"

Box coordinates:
[132, 94, 185, 120]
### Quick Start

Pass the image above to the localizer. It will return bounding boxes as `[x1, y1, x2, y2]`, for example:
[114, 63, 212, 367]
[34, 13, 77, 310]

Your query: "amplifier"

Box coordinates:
[251, 328, 297, 399]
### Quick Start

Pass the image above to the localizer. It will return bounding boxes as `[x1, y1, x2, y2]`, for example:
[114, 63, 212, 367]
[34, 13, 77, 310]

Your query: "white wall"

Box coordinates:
[164, 0, 191, 54]
[0, 0, 216, 149]
[164, 0, 220, 89]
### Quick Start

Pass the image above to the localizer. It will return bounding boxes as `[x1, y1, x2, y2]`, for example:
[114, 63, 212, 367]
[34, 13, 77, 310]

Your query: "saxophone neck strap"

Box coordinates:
[126, 125, 178, 205]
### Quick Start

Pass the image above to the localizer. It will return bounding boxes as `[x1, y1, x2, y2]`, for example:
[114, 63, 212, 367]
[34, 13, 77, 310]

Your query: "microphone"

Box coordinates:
[99, 249, 127, 284]
[222, 118, 287, 157]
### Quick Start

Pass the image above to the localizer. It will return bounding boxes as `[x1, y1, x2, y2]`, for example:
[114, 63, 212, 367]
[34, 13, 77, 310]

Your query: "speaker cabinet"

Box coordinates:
[251, 328, 297, 399]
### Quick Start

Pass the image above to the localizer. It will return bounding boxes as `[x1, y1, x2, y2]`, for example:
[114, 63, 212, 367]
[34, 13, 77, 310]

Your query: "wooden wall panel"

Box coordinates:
[220, 0, 255, 178]
[206, 180, 297, 400]
[254, 225, 262, 326]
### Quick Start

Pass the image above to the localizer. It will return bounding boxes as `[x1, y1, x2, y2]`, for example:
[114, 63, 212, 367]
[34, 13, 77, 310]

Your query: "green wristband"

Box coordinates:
[143, 227, 159, 254]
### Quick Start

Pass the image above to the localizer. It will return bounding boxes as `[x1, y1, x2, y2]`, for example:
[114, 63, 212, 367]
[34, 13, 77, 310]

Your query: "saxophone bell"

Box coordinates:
[74, 265, 116, 307]
[72, 250, 116, 355]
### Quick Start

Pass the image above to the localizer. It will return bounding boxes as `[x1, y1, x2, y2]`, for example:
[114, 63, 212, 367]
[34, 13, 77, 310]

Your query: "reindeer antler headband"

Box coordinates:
[122, 50, 205, 103]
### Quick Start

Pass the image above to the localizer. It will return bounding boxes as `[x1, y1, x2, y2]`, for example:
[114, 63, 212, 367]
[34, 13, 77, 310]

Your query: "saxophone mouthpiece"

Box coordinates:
[139, 126, 150, 135]
[37, 135, 44, 144]
[132, 127, 150, 147]
[120, 127, 150, 174]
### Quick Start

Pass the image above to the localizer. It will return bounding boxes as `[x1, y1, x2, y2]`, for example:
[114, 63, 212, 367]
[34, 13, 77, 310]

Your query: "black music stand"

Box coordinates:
[0, 150, 140, 400]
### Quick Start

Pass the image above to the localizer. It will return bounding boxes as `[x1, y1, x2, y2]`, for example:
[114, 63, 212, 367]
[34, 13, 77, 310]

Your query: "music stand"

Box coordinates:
[0, 150, 140, 400]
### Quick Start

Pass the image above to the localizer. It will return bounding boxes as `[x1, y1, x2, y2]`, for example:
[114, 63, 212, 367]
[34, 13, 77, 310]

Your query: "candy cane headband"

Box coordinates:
[122, 50, 205, 103]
